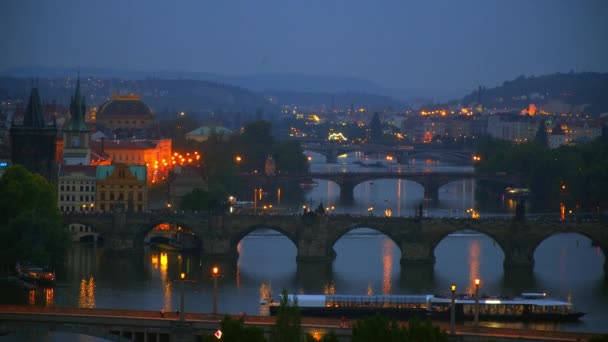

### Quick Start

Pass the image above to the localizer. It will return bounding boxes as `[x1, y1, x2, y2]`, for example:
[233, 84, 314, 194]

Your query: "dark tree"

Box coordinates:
[369, 112, 383, 142]
[534, 120, 548, 147]
[0, 165, 70, 268]
[271, 289, 302, 342]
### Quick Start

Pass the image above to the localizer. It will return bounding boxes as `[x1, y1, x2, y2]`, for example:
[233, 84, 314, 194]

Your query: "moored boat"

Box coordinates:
[270, 292, 585, 322]
[15, 262, 56, 286]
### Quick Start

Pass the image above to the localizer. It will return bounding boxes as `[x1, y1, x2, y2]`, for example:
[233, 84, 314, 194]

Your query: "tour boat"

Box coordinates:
[15, 261, 56, 287]
[269, 292, 585, 322]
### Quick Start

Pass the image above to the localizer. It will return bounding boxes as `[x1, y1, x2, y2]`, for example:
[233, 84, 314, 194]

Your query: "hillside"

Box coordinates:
[460, 72, 608, 116]
[0, 77, 276, 114]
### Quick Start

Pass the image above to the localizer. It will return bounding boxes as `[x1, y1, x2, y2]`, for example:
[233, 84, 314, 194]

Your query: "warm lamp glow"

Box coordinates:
[475, 278, 480, 286]
[180, 272, 185, 280]
[451, 284, 456, 292]
[212, 266, 219, 276]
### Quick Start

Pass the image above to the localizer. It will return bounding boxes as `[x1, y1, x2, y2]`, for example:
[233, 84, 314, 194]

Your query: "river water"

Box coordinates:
[1, 152, 606, 341]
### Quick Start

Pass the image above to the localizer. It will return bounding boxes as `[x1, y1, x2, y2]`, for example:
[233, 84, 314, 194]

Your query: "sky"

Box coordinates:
[1, 0, 607, 97]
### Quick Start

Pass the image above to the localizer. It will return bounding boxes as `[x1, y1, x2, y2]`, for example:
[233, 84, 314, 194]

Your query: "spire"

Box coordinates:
[66, 74, 89, 131]
[23, 86, 45, 127]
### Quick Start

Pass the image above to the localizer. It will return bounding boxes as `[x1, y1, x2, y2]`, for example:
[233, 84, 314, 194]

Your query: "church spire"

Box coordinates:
[66, 74, 88, 131]
[23, 86, 45, 127]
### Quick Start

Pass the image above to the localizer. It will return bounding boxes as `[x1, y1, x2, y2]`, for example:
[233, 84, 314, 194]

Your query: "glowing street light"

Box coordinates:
[474, 278, 481, 325]
[179, 272, 186, 321]
[212, 266, 220, 315]
[450, 284, 456, 335]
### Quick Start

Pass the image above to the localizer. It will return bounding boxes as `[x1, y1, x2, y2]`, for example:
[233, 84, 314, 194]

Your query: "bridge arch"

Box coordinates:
[531, 231, 607, 265]
[133, 219, 200, 249]
[230, 224, 298, 255]
[328, 224, 402, 256]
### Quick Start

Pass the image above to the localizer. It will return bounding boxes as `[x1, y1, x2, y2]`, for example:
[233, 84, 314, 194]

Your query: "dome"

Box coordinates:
[97, 95, 153, 118]
[96, 94, 154, 130]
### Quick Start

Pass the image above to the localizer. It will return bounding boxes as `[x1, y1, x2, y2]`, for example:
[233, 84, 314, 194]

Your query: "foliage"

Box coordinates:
[474, 135, 608, 210]
[369, 112, 383, 142]
[351, 314, 407, 342]
[588, 335, 608, 342]
[180, 186, 227, 213]
[534, 120, 548, 147]
[0, 165, 70, 268]
[271, 289, 302, 342]
[351, 315, 447, 342]
[200, 316, 266, 342]
[305, 331, 339, 342]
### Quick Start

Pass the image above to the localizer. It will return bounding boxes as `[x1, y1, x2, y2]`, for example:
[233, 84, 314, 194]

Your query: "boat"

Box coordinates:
[269, 292, 585, 322]
[15, 261, 56, 286]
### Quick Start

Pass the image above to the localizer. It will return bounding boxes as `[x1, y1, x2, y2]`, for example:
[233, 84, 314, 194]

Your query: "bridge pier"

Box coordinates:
[400, 241, 435, 267]
[422, 183, 440, 202]
[503, 249, 535, 270]
[338, 181, 356, 202]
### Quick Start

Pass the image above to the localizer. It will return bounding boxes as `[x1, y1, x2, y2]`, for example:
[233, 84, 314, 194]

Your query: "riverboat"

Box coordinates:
[269, 292, 585, 322]
[15, 262, 56, 286]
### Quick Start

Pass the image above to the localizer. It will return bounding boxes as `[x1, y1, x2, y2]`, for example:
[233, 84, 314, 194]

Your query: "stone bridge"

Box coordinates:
[241, 171, 518, 201]
[63, 213, 608, 273]
[302, 143, 473, 164]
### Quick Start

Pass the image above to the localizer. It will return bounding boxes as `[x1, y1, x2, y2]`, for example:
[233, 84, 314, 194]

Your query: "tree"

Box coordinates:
[352, 315, 447, 342]
[534, 120, 548, 147]
[271, 289, 302, 342]
[200, 316, 266, 342]
[180, 186, 227, 213]
[0, 165, 70, 268]
[369, 112, 383, 142]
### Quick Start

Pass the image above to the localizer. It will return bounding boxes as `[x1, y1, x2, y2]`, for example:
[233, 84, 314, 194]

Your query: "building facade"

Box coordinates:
[57, 165, 97, 213]
[95, 94, 155, 130]
[96, 164, 147, 213]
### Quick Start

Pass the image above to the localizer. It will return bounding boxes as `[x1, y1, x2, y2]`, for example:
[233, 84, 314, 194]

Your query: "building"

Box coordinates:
[185, 126, 233, 143]
[96, 94, 155, 130]
[90, 138, 171, 183]
[265, 155, 276, 176]
[96, 164, 147, 213]
[548, 123, 567, 149]
[57, 165, 97, 213]
[486, 113, 539, 143]
[62, 76, 92, 165]
[9, 87, 58, 182]
[169, 166, 207, 209]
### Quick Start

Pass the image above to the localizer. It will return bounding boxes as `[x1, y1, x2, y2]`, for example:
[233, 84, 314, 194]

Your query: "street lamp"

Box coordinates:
[450, 284, 456, 335]
[179, 272, 186, 321]
[212, 266, 220, 315]
[474, 278, 480, 325]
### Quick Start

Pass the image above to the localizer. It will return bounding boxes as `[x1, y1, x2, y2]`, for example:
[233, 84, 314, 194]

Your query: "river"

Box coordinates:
[0, 152, 606, 341]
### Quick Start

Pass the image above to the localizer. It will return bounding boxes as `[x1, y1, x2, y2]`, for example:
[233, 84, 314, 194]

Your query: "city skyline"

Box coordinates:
[1, 0, 607, 100]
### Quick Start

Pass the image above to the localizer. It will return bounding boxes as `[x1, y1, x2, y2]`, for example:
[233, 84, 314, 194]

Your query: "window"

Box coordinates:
[110, 193, 115, 200]
[60, 185, 64, 191]
[138, 193, 143, 201]
[137, 204, 142, 212]
[80, 186, 83, 191]
[72, 186, 76, 191]
[101, 193, 106, 201]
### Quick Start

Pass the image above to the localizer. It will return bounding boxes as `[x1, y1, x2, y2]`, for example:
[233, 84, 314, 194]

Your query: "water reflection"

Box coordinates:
[78, 276, 95, 308]
[382, 239, 393, 294]
[468, 239, 480, 294]
[27, 288, 55, 306]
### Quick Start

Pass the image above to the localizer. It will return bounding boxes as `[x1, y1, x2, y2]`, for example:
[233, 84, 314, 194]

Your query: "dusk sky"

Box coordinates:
[1, 0, 607, 96]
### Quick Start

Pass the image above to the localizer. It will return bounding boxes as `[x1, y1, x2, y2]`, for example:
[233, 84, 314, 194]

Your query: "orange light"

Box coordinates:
[180, 272, 185, 280]
[474, 278, 480, 286]
[212, 266, 219, 276]
[451, 284, 456, 292]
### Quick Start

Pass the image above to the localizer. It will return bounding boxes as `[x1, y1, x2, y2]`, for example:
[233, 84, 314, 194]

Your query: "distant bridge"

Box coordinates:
[63, 212, 608, 273]
[240, 171, 519, 201]
[301, 142, 473, 164]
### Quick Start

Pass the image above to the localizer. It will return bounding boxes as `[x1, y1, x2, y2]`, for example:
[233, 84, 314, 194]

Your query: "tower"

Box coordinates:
[10, 85, 58, 182]
[62, 75, 91, 165]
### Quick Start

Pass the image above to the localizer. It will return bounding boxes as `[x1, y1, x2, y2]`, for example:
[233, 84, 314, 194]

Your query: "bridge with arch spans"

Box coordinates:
[240, 171, 519, 201]
[63, 212, 608, 273]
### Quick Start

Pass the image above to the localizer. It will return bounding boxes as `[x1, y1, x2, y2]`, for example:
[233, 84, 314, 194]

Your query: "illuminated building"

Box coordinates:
[96, 164, 147, 213]
[90, 138, 172, 184]
[548, 123, 567, 149]
[486, 113, 539, 143]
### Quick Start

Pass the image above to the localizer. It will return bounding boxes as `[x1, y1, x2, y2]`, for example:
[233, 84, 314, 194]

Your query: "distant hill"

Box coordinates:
[0, 77, 276, 114]
[0, 66, 412, 104]
[262, 89, 407, 111]
[459, 72, 608, 116]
